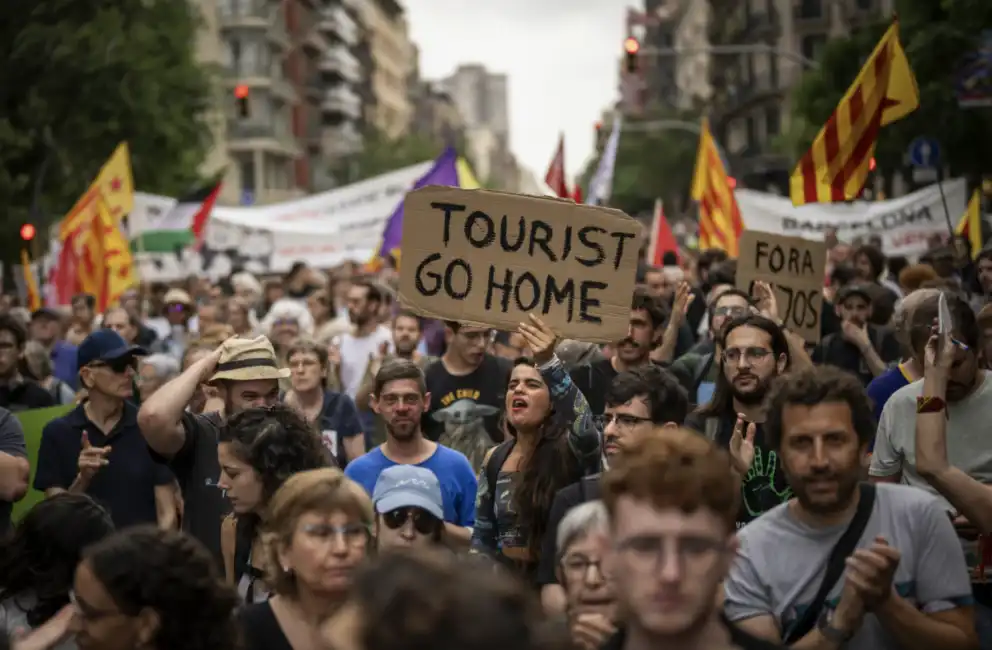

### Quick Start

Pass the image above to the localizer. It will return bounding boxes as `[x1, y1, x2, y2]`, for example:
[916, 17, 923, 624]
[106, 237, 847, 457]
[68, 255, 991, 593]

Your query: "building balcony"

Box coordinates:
[218, 0, 290, 49]
[793, 0, 830, 29]
[318, 45, 362, 83]
[300, 25, 330, 54]
[322, 123, 363, 158]
[718, 76, 784, 122]
[321, 86, 363, 119]
[227, 121, 302, 158]
[318, 5, 360, 46]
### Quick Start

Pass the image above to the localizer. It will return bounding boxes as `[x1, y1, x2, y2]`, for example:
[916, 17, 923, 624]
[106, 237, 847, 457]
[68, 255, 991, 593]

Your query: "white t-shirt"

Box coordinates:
[339, 325, 393, 398]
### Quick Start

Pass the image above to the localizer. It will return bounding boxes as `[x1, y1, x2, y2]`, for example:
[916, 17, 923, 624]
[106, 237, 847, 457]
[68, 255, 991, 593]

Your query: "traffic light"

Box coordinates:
[727, 177, 737, 189]
[234, 84, 250, 118]
[19, 224, 35, 242]
[623, 37, 640, 73]
[869, 157, 877, 171]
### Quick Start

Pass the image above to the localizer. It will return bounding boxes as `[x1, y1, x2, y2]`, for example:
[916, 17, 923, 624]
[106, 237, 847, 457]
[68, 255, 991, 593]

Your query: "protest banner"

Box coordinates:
[398, 186, 643, 343]
[11, 404, 74, 522]
[736, 230, 828, 345]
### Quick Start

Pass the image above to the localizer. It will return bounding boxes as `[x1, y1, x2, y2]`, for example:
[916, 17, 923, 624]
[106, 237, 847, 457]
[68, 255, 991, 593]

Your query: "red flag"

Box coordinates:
[544, 134, 569, 198]
[647, 199, 679, 266]
[571, 184, 583, 203]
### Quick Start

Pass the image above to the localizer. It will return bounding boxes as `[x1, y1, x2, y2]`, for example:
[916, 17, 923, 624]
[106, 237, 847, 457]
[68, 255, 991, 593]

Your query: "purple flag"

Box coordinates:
[375, 147, 460, 267]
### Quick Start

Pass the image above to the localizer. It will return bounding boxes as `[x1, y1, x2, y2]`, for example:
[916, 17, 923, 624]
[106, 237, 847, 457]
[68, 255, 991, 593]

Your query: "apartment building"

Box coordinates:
[410, 81, 466, 146]
[358, 0, 414, 139]
[668, 0, 895, 194]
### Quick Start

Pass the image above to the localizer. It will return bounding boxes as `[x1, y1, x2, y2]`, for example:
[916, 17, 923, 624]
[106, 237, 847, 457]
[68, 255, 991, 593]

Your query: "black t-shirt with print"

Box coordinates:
[685, 411, 792, 527]
[422, 355, 512, 443]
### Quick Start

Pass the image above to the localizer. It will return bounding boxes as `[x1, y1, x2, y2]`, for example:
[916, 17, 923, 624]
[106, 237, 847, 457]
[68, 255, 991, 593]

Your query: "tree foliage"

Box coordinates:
[332, 126, 447, 185]
[578, 107, 702, 219]
[0, 0, 217, 264]
[784, 0, 992, 184]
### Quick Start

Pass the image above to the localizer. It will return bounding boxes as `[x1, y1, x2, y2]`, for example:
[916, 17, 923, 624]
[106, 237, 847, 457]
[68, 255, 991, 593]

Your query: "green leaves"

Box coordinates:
[0, 0, 214, 267]
[332, 127, 447, 185]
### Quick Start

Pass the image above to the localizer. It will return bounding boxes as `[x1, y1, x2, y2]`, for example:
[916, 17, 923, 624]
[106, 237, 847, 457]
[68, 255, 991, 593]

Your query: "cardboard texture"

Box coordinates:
[736, 230, 828, 344]
[398, 186, 643, 343]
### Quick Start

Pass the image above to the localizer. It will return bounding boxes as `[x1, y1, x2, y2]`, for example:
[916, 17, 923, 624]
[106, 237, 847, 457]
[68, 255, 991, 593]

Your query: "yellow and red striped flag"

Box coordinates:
[691, 118, 743, 257]
[955, 189, 983, 259]
[59, 143, 134, 241]
[790, 19, 918, 206]
[78, 194, 136, 311]
[20, 249, 41, 311]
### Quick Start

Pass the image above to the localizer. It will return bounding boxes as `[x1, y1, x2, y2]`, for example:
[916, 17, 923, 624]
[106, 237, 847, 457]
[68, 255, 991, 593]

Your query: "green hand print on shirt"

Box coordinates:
[742, 446, 793, 517]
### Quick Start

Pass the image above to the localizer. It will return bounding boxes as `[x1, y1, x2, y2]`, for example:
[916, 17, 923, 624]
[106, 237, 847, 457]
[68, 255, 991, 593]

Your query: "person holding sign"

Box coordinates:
[811, 284, 901, 388]
[473, 315, 600, 585]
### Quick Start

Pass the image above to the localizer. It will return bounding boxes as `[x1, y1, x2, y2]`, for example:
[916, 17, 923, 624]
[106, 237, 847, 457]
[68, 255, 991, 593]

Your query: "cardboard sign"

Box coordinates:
[398, 186, 643, 343]
[736, 230, 828, 344]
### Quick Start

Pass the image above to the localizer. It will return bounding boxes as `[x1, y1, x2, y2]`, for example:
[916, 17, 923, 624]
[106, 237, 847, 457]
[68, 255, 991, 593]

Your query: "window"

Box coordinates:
[801, 34, 827, 62]
[746, 116, 757, 148]
[765, 107, 781, 136]
[855, 0, 873, 9]
[769, 53, 779, 88]
[239, 157, 256, 191]
[797, 0, 823, 19]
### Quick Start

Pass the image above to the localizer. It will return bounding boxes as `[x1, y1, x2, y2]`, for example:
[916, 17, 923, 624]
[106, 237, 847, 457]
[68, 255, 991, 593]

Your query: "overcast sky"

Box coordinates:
[404, 0, 627, 185]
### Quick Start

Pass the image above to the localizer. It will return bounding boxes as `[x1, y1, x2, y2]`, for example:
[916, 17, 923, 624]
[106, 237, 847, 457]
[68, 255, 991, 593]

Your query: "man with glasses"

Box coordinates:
[422, 321, 511, 443]
[35, 329, 177, 529]
[687, 314, 792, 527]
[346, 359, 477, 549]
[601, 430, 784, 650]
[539, 365, 689, 613]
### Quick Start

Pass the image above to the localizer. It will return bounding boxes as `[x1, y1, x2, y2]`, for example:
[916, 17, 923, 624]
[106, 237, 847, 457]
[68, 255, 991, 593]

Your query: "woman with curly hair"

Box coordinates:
[239, 468, 373, 650]
[472, 315, 599, 586]
[218, 404, 333, 604]
[0, 494, 113, 649]
[69, 527, 238, 650]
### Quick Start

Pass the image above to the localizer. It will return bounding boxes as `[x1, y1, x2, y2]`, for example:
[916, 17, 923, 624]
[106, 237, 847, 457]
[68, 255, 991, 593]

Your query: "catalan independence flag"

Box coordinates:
[956, 189, 983, 259]
[790, 19, 919, 206]
[691, 118, 743, 257]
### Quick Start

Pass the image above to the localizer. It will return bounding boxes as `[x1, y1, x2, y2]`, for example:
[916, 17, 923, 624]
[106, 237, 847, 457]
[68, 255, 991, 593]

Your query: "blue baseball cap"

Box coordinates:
[77, 329, 147, 368]
[372, 465, 444, 520]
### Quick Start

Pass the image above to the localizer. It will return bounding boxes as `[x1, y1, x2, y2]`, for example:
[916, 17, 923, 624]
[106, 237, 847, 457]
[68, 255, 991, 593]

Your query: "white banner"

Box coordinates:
[736, 178, 966, 258]
[130, 160, 434, 281]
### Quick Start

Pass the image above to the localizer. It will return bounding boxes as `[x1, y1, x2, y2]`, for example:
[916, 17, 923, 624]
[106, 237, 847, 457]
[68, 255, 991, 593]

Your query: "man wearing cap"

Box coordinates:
[373, 465, 447, 551]
[811, 283, 901, 388]
[138, 335, 286, 562]
[34, 329, 177, 529]
[29, 307, 78, 389]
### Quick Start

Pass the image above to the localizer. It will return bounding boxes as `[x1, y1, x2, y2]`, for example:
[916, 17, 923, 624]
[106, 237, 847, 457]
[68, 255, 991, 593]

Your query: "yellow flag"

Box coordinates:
[456, 157, 481, 189]
[79, 194, 136, 311]
[60, 143, 134, 241]
[955, 190, 983, 259]
[20, 249, 41, 311]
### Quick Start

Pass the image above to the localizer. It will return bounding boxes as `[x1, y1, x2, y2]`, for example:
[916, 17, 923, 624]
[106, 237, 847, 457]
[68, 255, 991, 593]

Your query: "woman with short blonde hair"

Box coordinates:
[238, 468, 373, 650]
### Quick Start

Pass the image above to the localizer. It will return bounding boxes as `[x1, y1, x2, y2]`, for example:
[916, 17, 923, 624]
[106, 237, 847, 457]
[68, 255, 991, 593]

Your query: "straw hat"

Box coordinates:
[209, 336, 290, 382]
[164, 288, 194, 306]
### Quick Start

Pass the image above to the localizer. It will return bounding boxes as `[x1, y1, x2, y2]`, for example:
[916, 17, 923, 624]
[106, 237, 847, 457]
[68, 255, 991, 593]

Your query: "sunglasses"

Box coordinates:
[88, 356, 138, 374]
[167, 303, 187, 313]
[381, 508, 441, 535]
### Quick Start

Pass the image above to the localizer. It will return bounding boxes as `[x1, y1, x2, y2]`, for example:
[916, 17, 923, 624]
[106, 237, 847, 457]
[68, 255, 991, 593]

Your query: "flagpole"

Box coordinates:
[935, 162, 956, 239]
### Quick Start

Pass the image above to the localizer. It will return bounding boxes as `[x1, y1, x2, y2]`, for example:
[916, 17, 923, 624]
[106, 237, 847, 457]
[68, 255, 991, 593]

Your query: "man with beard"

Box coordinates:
[138, 336, 286, 563]
[538, 364, 688, 613]
[345, 358, 476, 549]
[812, 284, 900, 387]
[338, 280, 393, 400]
[570, 287, 668, 416]
[686, 314, 791, 526]
[600, 430, 784, 650]
[727, 366, 976, 650]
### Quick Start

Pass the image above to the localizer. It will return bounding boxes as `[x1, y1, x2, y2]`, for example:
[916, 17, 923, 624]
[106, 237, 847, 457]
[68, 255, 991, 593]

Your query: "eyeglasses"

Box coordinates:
[167, 303, 186, 313]
[288, 358, 320, 370]
[301, 522, 370, 547]
[594, 413, 652, 431]
[721, 347, 771, 365]
[560, 554, 610, 581]
[382, 508, 441, 535]
[88, 357, 138, 374]
[713, 306, 749, 318]
[615, 534, 724, 570]
[69, 590, 121, 622]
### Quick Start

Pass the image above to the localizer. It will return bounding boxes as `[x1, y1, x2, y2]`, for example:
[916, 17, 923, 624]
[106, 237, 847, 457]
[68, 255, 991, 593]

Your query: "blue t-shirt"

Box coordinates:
[866, 364, 912, 449]
[345, 445, 477, 527]
[51, 340, 78, 389]
[317, 390, 364, 467]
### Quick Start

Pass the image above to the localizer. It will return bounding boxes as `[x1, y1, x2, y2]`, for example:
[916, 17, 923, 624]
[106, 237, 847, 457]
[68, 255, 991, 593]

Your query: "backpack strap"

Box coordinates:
[485, 439, 515, 492]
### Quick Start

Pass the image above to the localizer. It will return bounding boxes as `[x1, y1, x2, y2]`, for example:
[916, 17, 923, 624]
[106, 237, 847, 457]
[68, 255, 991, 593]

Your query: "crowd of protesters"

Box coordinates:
[0, 228, 990, 650]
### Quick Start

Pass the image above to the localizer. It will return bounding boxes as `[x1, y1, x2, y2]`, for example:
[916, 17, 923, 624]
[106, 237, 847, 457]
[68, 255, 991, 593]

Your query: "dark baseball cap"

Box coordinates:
[77, 329, 147, 368]
[30, 307, 62, 321]
[837, 283, 874, 305]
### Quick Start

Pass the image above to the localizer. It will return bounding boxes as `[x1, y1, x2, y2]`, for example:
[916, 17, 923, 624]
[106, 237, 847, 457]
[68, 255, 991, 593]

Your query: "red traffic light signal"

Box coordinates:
[234, 84, 250, 118]
[20, 224, 36, 241]
[869, 157, 877, 171]
[727, 177, 738, 189]
[234, 84, 249, 99]
[624, 37, 640, 74]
